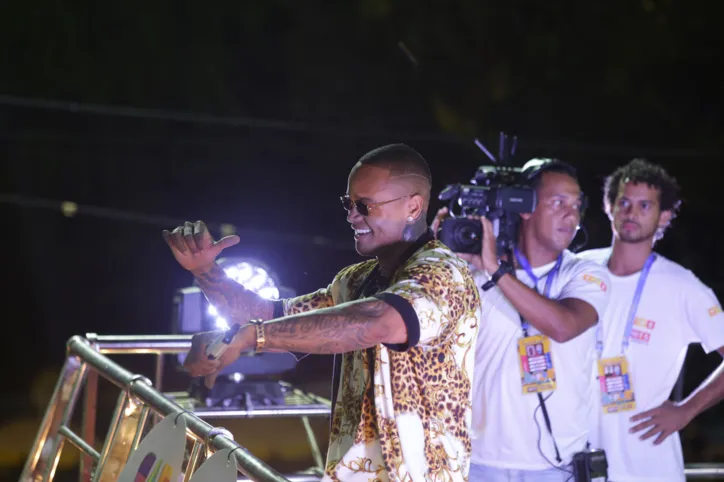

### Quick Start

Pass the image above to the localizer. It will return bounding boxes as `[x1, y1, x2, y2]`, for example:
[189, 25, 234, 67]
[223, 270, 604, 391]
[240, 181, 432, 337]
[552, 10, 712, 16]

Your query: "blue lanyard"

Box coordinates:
[514, 249, 563, 334]
[595, 253, 657, 358]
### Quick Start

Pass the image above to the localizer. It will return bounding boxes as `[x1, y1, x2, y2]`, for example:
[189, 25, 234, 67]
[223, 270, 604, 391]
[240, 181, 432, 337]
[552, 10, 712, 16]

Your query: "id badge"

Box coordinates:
[518, 335, 556, 394]
[597, 356, 636, 414]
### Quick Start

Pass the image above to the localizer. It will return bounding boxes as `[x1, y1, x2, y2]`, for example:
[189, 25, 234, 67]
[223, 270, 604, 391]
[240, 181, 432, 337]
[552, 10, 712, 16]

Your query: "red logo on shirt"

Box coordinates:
[582, 274, 607, 292]
[630, 317, 656, 345]
[630, 329, 651, 344]
[708, 305, 722, 317]
[633, 317, 656, 330]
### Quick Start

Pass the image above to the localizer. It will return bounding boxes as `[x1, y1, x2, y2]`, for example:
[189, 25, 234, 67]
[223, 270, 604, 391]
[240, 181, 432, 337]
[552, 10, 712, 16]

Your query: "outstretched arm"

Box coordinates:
[193, 263, 275, 322]
[184, 247, 475, 386]
[234, 297, 408, 355]
[163, 220, 275, 322]
[184, 297, 409, 380]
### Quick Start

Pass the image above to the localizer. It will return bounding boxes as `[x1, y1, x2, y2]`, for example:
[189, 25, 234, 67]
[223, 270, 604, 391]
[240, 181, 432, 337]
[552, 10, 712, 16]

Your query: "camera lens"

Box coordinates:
[439, 218, 482, 254]
[458, 225, 479, 242]
[453, 220, 482, 253]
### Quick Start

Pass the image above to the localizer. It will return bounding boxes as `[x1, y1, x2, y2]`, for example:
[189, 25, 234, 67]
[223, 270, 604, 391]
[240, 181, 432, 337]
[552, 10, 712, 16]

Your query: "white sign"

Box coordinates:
[116, 412, 187, 482]
[188, 448, 238, 482]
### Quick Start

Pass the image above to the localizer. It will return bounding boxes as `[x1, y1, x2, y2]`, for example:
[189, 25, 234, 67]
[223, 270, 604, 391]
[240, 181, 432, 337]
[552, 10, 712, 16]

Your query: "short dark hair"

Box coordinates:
[524, 158, 579, 191]
[356, 144, 432, 208]
[358, 143, 432, 186]
[604, 158, 681, 213]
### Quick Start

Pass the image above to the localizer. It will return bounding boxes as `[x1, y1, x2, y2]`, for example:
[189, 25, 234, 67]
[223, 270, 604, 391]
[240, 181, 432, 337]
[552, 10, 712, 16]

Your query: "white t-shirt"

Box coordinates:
[470, 250, 611, 470]
[579, 247, 724, 482]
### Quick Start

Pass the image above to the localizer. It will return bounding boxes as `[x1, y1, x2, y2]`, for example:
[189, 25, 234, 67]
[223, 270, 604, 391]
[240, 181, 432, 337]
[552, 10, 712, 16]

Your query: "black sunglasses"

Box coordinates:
[340, 194, 414, 216]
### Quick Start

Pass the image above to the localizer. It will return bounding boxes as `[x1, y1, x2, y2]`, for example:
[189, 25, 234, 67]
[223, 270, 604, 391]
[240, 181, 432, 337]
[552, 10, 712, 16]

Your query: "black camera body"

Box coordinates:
[438, 165, 537, 255]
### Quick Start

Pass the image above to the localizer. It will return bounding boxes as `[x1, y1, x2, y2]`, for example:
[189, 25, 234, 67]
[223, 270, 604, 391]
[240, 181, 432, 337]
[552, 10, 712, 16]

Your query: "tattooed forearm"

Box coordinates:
[194, 263, 274, 324]
[261, 299, 394, 354]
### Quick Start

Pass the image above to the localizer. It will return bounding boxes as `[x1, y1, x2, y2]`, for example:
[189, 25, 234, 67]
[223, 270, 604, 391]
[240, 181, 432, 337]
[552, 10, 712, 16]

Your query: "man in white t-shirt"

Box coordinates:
[579, 159, 724, 482]
[433, 159, 611, 481]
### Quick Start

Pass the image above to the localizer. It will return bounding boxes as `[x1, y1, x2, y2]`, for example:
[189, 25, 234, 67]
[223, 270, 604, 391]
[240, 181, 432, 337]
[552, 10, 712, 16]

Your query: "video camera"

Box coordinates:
[438, 165, 536, 255]
[437, 133, 538, 255]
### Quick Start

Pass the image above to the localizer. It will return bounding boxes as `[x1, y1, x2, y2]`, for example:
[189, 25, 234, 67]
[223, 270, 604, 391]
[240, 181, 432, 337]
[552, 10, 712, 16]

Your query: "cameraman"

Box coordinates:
[433, 160, 611, 481]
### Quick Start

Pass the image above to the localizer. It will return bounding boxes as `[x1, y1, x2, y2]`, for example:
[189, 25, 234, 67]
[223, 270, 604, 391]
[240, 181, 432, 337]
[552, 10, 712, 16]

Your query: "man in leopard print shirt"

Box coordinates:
[166, 144, 481, 481]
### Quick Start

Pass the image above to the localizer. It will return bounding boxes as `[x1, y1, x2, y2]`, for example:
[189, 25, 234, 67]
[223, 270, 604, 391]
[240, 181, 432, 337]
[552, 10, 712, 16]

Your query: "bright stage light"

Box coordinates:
[207, 305, 229, 330]
[172, 257, 302, 401]
[206, 258, 281, 330]
[172, 257, 295, 335]
[222, 259, 280, 299]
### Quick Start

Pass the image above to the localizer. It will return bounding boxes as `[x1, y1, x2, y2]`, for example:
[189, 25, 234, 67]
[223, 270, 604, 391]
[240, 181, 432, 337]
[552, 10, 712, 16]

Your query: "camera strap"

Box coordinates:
[519, 311, 563, 464]
[514, 249, 562, 333]
[595, 253, 656, 359]
[514, 249, 564, 464]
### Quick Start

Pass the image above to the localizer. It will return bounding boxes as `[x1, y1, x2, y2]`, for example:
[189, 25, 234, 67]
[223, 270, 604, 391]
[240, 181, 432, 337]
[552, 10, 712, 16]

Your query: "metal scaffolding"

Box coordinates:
[20, 335, 298, 482]
[18, 333, 724, 481]
[80, 333, 330, 480]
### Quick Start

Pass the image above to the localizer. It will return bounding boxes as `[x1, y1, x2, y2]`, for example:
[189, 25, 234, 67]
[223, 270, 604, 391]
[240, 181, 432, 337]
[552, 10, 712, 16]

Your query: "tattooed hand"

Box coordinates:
[184, 329, 253, 388]
[163, 221, 240, 274]
[164, 220, 274, 326]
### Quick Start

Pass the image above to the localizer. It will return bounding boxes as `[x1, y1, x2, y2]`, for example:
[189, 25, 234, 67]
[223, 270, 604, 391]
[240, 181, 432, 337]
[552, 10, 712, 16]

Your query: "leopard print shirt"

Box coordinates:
[281, 240, 481, 482]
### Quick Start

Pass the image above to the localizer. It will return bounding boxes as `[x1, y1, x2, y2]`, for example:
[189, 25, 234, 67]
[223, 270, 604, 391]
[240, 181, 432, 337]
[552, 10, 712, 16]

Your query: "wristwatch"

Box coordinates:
[481, 261, 514, 292]
[248, 319, 266, 352]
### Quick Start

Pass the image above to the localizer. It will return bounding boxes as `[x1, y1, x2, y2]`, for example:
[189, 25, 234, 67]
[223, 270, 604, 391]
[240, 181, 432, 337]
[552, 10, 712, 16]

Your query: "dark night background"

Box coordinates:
[2, 0, 724, 479]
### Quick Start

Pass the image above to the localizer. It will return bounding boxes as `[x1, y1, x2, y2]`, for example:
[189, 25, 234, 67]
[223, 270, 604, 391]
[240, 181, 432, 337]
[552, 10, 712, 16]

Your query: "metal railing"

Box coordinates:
[81, 333, 330, 480]
[20, 335, 292, 482]
[20, 333, 724, 481]
[686, 464, 724, 480]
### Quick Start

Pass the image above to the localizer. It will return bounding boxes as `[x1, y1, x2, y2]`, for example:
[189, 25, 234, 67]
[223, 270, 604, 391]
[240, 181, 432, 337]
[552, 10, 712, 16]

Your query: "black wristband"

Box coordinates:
[481, 261, 514, 292]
